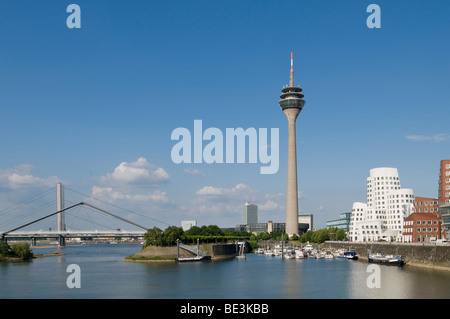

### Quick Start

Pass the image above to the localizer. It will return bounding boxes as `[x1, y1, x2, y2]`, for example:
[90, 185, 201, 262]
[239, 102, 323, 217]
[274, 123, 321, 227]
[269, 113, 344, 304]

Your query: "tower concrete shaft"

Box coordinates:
[57, 182, 66, 232]
[278, 53, 305, 236]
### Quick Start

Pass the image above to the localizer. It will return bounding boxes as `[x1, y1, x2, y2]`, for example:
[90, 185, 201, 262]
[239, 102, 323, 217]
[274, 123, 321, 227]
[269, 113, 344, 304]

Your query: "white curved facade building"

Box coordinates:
[349, 167, 415, 242]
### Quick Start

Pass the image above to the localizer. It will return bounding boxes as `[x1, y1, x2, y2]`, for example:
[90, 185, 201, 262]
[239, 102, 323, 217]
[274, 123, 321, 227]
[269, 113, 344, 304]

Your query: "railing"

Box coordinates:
[179, 242, 207, 256]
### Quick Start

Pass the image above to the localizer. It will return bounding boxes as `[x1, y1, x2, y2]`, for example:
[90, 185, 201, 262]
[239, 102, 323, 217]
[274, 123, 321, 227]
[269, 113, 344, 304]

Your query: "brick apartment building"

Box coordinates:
[403, 212, 446, 243]
[438, 159, 450, 206]
[415, 196, 440, 214]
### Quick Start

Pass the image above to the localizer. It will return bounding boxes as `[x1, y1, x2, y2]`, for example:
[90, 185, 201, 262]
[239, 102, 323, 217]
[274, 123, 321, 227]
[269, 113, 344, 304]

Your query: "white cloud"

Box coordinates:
[0, 165, 59, 189]
[405, 133, 450, 142]
[100, 157, 169, 186]
[92, 157, 171, 206]
[195, 183, 258, 202]
[86, 158, 174, 226]
[187, 183, 287, 226]
[91, 186, 169, 203]
[258, 199, 280, 211]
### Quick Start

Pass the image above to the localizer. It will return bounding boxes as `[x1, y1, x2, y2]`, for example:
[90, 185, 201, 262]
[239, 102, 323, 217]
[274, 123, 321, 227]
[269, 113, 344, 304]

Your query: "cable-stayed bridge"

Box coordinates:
[0, 184, 168, 245]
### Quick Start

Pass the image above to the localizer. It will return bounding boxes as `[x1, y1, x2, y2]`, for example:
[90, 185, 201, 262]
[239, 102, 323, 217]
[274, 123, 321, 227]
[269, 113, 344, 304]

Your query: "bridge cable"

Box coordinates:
[65, 199, 122, 231]
[0, 187, 55, 217]
[65, 187, 171, 227]
[1, 200, 57, 231]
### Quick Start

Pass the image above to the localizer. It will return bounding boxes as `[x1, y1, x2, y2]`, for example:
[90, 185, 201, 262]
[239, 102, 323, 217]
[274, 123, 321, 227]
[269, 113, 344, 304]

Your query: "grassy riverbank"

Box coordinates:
[122, 245, 185, 263]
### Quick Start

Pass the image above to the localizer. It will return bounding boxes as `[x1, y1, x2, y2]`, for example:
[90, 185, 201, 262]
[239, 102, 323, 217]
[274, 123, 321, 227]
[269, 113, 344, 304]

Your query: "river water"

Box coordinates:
[1, 243, 449, 299]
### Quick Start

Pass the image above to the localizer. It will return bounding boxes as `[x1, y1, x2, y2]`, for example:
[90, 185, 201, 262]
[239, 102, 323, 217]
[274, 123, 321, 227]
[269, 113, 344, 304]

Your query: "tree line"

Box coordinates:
[144, 225, 347, 247]
[143, 225, 251, 247]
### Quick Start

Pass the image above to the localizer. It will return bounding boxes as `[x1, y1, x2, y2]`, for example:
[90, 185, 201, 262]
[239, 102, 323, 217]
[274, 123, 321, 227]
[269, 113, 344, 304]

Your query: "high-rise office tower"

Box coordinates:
[242, 202, 258, 225]
[278, 53, 305, 236]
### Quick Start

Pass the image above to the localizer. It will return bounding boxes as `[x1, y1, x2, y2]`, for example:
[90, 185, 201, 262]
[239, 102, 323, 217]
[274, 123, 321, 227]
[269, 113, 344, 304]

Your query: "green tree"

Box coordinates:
[184, 226, 202, 236]
[299, 230, 313, 243]
[200, 225, 224, 236]
[163, 226, 184, 246]
[336, 228, 346, 240]
[0, 242, 12, 257]
[256, 232, 271, 240]
[144, 227, 165, 247]
[9, 243, 33, 260]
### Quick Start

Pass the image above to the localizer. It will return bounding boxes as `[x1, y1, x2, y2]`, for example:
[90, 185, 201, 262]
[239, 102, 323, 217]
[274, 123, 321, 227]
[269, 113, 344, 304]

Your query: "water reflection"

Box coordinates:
[1, 245, 449, 299]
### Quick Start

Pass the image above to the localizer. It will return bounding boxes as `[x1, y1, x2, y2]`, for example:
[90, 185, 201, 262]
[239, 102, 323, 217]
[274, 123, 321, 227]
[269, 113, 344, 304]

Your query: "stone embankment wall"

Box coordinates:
[129, 243, 239, 261]
[202, 243, 239, 260]
[324, 241, 450, 270]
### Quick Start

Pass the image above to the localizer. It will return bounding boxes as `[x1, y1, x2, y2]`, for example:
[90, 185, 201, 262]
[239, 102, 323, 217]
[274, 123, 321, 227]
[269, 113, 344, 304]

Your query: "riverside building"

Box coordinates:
[326, 212, 351, 231]
[402, 213, 446, 243]
[438, 159, 450, 206]
[438, 159, 450, 236]
[349, 167, 415, 242]
[415, 196, 440, 214]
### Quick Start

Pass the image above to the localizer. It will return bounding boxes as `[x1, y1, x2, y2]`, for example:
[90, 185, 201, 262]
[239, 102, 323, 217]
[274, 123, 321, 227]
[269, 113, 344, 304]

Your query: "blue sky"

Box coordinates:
[0, 0, 449, 232]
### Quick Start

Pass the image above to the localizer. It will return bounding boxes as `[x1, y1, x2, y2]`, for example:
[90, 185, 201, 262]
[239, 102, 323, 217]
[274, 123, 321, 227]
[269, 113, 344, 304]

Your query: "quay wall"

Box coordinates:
[324, 241, 450, 270]
[202, 243, 239, 260]
[127, 243, 239, 261]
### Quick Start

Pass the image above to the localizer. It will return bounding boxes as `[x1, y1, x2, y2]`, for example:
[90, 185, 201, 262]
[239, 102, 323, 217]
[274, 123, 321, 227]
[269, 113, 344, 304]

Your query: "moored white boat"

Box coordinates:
[324, 251, 334, 259]
[295, 249, 307, 259]
[264, 249, 275, 256]
[255, 248, 265, 254]
[284, 250, 296, 259]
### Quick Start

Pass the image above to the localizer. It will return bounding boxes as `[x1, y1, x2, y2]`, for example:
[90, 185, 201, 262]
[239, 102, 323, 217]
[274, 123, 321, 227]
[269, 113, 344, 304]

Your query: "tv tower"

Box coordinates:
[278, 52, 306, 236]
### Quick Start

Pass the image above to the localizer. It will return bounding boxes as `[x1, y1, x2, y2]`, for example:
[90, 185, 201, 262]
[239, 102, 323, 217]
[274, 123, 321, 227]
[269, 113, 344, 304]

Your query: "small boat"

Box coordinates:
[175, 255, 211, 262]
[368, 254, 405, 266]
[283, 249, 296, 259]
[295, 249, 306, 259]
[336, 250, 359, 260]
[264, 249, 275, 257]
[255, 248, 265, 254]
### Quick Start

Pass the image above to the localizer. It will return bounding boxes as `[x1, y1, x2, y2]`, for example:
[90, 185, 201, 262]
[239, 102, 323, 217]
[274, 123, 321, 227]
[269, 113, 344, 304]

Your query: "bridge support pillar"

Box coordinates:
[58, 235, 66, 246]
[30, 238, 37, 246]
